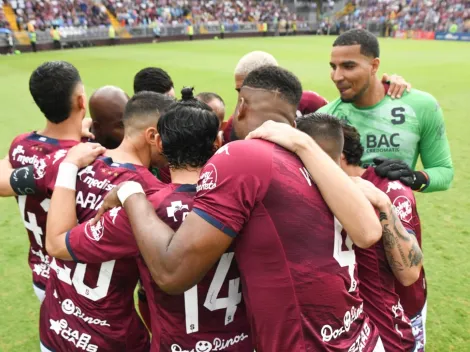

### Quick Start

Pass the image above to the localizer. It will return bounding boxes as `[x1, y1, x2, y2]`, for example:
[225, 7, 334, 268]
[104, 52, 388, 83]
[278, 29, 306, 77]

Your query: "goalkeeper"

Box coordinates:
[319, 29, 453, 193]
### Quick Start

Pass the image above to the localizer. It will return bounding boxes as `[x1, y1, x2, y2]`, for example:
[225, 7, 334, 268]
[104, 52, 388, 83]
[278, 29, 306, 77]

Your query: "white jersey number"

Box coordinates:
[17, 195, 50, 248]
[333, 217, 357, 292]
[50, 258, 115, 301]
[184, 252, 242, 334]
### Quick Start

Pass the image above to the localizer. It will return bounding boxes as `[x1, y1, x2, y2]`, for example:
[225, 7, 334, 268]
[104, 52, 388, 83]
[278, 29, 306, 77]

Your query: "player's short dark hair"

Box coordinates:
[242, 66, 303, 107]
[342, 122, 364, 166]
[133, 67, 174, 94]
[157, 97, 219, 169]
[29, 61, 82, 124]
[333, 29, 380, 58]
[123, 91, 175, 126]
[296, 113, 344, 160]
[196, 92, 225, 106]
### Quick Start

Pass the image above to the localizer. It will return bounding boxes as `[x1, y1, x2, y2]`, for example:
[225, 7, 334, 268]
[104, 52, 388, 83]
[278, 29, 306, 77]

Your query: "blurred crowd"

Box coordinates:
[338, 0, 470, 33]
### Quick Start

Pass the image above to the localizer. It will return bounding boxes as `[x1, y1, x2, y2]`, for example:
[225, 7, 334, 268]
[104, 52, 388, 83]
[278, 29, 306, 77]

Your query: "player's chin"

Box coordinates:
[340, 94, 355, 103]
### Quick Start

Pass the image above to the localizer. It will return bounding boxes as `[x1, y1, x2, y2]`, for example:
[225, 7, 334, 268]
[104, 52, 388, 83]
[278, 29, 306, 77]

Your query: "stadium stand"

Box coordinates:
[336, 0, 470, 34]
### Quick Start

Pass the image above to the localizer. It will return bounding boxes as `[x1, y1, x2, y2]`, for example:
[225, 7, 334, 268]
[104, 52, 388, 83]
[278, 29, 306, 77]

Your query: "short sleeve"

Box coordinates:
[66, 207, 139, 263]
[383, 181, 418, 234]
[192, 140, 272, 237]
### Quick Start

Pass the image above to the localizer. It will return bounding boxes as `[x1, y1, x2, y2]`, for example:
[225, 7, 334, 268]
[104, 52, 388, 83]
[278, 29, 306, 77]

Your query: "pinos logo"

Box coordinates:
[78, 165, 115, 191]
[196, 163, 217, 194]
[393, 196, 413, 223]
[84, 218, 105, 241]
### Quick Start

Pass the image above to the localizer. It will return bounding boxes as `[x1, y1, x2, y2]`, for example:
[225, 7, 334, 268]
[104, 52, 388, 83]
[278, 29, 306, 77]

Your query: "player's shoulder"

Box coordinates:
[402, 88, 440, 112]
[10, 132, 33, 147]
[213, 139, 275, 159]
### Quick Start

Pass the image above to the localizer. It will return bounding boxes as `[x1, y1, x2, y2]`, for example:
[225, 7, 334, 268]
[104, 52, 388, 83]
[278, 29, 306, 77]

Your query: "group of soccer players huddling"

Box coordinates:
[0, 29, 453, 352]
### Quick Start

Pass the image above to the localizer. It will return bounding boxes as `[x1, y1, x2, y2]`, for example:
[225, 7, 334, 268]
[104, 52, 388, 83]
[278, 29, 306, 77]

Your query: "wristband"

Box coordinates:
[55, 162, 79, 190]
[117, 181, 145, 206]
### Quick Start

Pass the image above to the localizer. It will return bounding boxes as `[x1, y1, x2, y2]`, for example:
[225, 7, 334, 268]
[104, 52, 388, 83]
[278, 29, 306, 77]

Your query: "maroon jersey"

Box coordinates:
[65, 183, 252, 352]
[296, 90, 329, 116]
[362, 168, 426, 319]
[193, 140, 382, 352]
[33, 154, 162, 352]
[357, 168, 416, 352]
[8, 132, 78, 292]
[222, 117, 234, 145]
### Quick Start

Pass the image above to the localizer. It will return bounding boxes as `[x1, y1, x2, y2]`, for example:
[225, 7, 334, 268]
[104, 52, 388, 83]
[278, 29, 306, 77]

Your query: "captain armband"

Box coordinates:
[10, 165, 37, 195]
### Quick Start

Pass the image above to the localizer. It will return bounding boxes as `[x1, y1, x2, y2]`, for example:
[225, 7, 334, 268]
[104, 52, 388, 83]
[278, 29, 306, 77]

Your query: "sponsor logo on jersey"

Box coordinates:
[386, 181, 404, 194]
[197, 163, 217, 194]
[12, 145, 25, 161]
[348, 322, 372, 352]
[393, 196, 413, 223]
[78, 165, 115, 191]
[170, 333, 249, 352]
[49, 318, 98, 352]
[109, 207, 121, 224]
[321, 303, 364, 342]
[60, 298, 111, 326]
[34, 158, 48, 180]
[53, 149, 67, 164]
[167, 201, 189, 222]
[366, 133, 400, 153]
[84, 218, 105, 241]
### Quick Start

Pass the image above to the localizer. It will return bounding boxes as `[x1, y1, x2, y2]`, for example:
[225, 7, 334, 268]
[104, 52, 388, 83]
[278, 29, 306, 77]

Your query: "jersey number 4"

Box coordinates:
[184, 252, 242, 334]
[333, 218, 357, 292]
[18, 195, 50, 248]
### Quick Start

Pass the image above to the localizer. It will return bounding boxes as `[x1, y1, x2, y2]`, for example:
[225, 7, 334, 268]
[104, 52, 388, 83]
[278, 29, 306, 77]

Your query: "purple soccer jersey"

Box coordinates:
[362, 168, 426, 321]
[192, 140, 382, 352]
[33, 154, 162, 352]
[8, 132, 78, 293]
[66, 183, 253, 352]
[353, 168, 417, 352]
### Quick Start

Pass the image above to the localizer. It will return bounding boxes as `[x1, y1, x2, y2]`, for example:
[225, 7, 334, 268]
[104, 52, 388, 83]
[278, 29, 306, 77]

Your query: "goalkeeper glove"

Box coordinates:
[373, 157, 428, 191]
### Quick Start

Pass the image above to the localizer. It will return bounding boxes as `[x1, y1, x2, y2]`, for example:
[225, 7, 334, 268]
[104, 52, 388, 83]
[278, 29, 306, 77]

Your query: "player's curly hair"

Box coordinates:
[157, 88, 219, 169]
[341, 122, 364, 166]
[242, 65, 303, 107]
[133, 67, 174, 94]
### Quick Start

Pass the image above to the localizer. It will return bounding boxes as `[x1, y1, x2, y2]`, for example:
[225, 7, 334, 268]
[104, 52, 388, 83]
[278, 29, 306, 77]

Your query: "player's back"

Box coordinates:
[354, 168, 416, 351]
[8, 132, 78, 299]
[195, 140, 382, 351]
[362, 169, 426, 320]
[39, 156, 161, 352]
[140, 183, 252, 352]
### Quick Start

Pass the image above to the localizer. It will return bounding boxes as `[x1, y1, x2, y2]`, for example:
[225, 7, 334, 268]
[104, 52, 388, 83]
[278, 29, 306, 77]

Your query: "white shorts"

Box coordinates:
[40, 341, 53, 352]
[373, 337, 385, 352]
[33, 283, 45, 304]
[411, 301, 427, 351]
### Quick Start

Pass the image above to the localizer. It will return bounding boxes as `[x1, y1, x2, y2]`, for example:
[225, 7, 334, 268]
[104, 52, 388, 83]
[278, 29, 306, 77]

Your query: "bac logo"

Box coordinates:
[366, 133, 400, 148]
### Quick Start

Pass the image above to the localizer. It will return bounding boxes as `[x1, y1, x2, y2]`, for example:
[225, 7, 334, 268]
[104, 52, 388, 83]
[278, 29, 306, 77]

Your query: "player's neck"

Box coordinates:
[352, 166, 366, 177]
[170, 167, 202, 185]
[105, 137, 148, 167]
[38, 116, 82, 141]
[353, 78, 385, 108]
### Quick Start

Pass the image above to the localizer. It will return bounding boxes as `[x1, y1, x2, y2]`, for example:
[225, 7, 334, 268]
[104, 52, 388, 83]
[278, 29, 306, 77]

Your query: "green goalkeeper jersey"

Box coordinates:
[318, 89, 454, 192]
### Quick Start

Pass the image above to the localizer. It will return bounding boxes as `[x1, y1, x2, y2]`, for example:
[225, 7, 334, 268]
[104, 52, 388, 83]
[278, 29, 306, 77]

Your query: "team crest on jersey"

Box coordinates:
[393, 196, 413, 223]
[197, 163, 217, 194]
[34, 158, 47, 180]
[84, 218, 105, 241]
[386, 181, 404, 194]
[167, 201, 189, 222]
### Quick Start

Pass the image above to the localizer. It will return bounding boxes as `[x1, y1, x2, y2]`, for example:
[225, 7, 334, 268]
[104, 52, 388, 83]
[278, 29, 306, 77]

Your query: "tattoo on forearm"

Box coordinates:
[408, 241, 423, 267]
[379, 211, 388, 222]
[391, 210, 411, 242]
[386, 255, 404, 272]
[382, 224, 396, 249]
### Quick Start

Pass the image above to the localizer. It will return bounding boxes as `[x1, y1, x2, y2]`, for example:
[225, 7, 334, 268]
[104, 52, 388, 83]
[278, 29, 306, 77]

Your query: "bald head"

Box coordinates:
[234, 51, 279, 91]
[89, 86, 129, 149]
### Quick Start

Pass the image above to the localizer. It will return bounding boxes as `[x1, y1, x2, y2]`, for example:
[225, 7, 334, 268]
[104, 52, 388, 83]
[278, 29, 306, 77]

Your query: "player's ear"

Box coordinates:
[292, 119, 297, 128]
[214, 131, 223, 150]
[340, 153, 347, 169]
[155, 133, 163, 153]
[144, 127, 157, 145]
[371, 57, 380, 76]
[235, 97, 247, 121]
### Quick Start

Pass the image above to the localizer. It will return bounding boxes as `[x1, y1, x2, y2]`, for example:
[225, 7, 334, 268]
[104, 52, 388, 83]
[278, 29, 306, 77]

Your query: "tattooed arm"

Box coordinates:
[378, 203, 423, 286]
[351, 177, 423, 286]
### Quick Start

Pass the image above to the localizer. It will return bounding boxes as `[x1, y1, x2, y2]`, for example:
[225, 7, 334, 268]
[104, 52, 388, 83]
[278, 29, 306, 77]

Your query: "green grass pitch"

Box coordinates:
[0, 36, 469, 351]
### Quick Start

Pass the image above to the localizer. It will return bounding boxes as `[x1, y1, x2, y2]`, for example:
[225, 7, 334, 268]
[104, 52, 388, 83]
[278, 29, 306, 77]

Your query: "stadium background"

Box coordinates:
[0, 0, 469, 351]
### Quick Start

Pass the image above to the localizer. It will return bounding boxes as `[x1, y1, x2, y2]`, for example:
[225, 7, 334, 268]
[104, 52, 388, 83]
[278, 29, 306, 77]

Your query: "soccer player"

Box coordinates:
[196, 91, 226, 125]
[88, 85, 129, 149]
[46, 96, 253, 351]
[294, 113, 423, 352]
[340, 123, 427, 351]
[224, 50, 411, 143]
[6, 61, 88, 303]
[8, 92, 174, 352]
[133, 66, 175, 97]
[319, 28, 454, 192]
[96, 66, 386, 351]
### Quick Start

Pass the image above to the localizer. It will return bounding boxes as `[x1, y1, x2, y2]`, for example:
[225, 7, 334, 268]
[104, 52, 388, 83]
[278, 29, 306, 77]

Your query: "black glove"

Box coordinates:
[373, 157, 428, 191]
